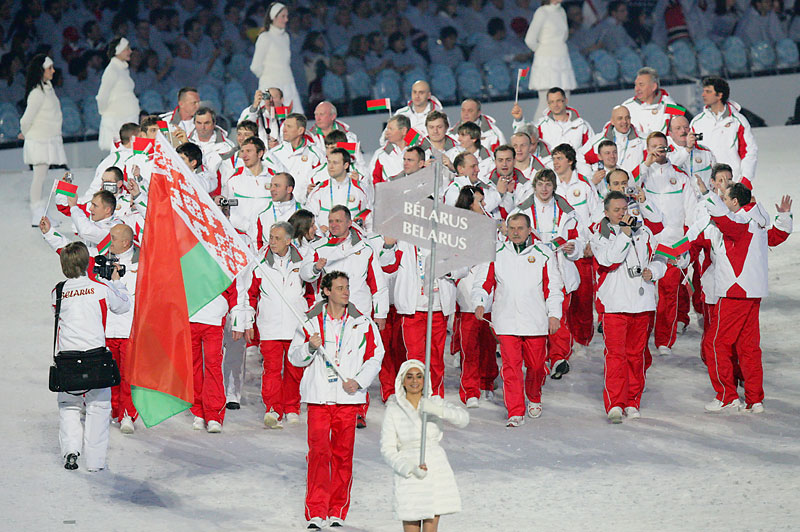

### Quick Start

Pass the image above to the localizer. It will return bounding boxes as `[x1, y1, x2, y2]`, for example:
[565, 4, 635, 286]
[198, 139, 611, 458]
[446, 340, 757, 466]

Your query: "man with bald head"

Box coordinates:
[577, 105, 646, 178]
[667, 114, 716, 194]
[105, 223, 140, 434]
[448, 98, 506, 153]
[394, 80, 444, 133]
[309, 101, 360, 152]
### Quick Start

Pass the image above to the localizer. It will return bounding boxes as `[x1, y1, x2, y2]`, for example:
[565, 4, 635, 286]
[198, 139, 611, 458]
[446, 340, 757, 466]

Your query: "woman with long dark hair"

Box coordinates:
[96, 37, 139, 151]
[19, 54, 67, 226]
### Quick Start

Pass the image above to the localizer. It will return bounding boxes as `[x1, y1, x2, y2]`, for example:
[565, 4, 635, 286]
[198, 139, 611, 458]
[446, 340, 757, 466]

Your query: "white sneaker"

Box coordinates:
[679, 322, 689, 335]
[466, 397, 479, 408]
[657, 346, 672, 356]
[328, 516, 344, 527]
[192, 416, 205, 430]
[506, 416, 525, 427]
[624, 406, 641, 419]
[306, 517, 326, 529]
[452, 353, 461, 368]
[704, 398, 742, 413]
[740, 402, 764, 414]
[607, 406, 624, 424]
[207, 420, 222, 433]
[572, 344, 586, 357]
[527, 402, 543, 418]
[264, 410, 283, 429]
[481, 390, 495, 401]
[120, 416, 135, 434]
[285, 412, 301, 424]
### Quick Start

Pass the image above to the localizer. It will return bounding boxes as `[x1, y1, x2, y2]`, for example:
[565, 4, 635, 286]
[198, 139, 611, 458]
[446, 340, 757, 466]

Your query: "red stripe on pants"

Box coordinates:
[703, 298, 762, 405]
[377, 306, 404, 401]
[259, 339, 302, 418]
[601, 312, 652, 412]
[457, 312, 497, 402]
[107, 337, 137, 421]
[548, 292, 573, 363]
[305, 403, 358, 521]
[568, 258, 595, 346]
[189, 323, 226, 423]
[654, 264, 684, 348]
[401, 311, 447, 397]
[497, 335, 548, 417]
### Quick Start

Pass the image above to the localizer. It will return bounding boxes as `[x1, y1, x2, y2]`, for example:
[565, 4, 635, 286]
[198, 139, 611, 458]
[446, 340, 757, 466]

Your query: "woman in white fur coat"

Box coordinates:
[250, 2, 304, 114]
[96, 37, 139, 151]
[380, 359, 469, 532]
[19, 54, 67, 226]
[524, 0, 577, 119]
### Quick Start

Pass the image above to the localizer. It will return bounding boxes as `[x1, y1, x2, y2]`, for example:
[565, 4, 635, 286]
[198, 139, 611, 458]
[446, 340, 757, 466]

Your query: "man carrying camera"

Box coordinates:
[638, 132, 698, 356]
[591, 168, 664, 235]
[220, 137, 274, 235]
[667, 115, 716, 196]
[54, 242, 130, 471]
[591, 191, 666, 423]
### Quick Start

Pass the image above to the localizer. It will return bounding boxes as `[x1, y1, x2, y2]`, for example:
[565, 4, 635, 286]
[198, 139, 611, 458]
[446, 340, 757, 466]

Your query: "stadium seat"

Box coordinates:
[615, 46, 643, 83]
[59, 96, 78, 113]
[589, 50, 619, 86]
[750, 40, 776, 72]
[456, 69, 483, 99]
[80, 96, 100, 135]
[455, 61, 481, 78]
[208, 58, 225, 80]
[372, 69, 402, 106]
[721, 36, 748, 75]
[139, 90, 165, 115]
[642, 43, 672, 79]
[429, 64, 457, 103]
[569, 50, 593, 88]
[227, 53, 250, 79]
[222, 81, 248, 121]
[346, 70, 372, 99]
[695, 39, 723, 75]
[321, 72, 346, 103]
[0, 105, 20, 140]
[776, 38, 800, 67]
[668, 39, 698, 78]
[402, 68, 427, 96]
[197, 84, 222, 112]
[61, 105, 83, 136]
[483, 62, 511, 98]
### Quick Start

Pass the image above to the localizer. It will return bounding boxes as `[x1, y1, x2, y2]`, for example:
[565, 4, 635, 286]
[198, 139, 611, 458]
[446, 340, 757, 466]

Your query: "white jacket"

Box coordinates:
[442, 175, 509, 218]
[577, 123, 646, 178]
[666, 138, 716, 193]
[83, 147, 134, 202]
[96, 57, 139, 119]
[105, 245, 139, 338]
[370, 142, 406, 185]
[689, 101, 757, 188]
[555, 170, 600, 226]
[305, 176, 373, 231]
[380, 360, 468, 521]
[447, 114, 506, 153]
[43, 209, 124, 255]
[621, 89, 676, 136]
[53, 275, 130, 352]
[288, 302, 384, 404]
[513, 108, 594, 151]
[639, 161, 698, 243]
[271, 137, 324, 203]
[393, 97, 444, 134]
[253, 198, 304, 249]
[472, 238, 564, 336]
[187, 126, 236, 176]
[189, 280, 238, 326]
[20, 82, 62, 140]
[590, 218, 666, 314]
[220, 164, 273, 234]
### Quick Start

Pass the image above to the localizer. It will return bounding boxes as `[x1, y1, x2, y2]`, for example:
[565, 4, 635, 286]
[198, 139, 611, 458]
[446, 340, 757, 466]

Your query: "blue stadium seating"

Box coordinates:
[227, 53, 250, 80]
[197, 84, 222, 113]
[750, 40, 776, 71]
[484, 62, 511, 98]
[721, 36, 749, 74]
[695, 38, 723, 75]
[589, 50, 619, 86]
[61, 105, 83, 136]
[642, 43, 672, 78]
[402, 68, 428, 96]
[615, 46, 643, 83]
[321, 72, 346, 103]
[222, 80, 248, 120]
[456, 68, 483, 99]
[429, 64, 457, 103]
[0, 104, 20, 140]
[346, 70, 372, 99]
[776, 38, 800, 67]
[569, 50, 593, 88]
[372, 69, 402, 106]
[669, 39, 698, 78]
[139, 90, 165, 115]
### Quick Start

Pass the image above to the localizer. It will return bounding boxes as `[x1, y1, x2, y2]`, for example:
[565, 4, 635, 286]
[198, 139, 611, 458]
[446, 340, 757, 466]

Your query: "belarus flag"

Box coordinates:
[367, 98, 391, 112]
[128, 134, 254, 427]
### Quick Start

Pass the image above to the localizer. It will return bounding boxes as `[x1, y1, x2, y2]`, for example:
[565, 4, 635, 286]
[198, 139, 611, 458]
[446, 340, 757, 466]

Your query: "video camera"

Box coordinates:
[218, 197, 239, 207]
[94, 255, 125, 280]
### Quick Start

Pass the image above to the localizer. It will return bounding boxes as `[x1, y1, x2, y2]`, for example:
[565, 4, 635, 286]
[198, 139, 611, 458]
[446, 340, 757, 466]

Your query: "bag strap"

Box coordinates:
[53, 281, 66, 359]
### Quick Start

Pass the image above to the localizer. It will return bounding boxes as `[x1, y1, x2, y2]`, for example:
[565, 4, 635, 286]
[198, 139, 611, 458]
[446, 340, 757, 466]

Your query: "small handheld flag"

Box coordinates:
[97, 232, 112, 254]
[665, 104, 687, 116]
[654, 237, 692, 261]
[336, 142, 357, 155]
[132, 137, 155, 156]
[157, 120, 170, 134]
[54, 180, 79, 198]
[274, 106, 290, 120]
[654, 243, 678, 260]
[551, 236, 567, 249]
[367, 98, 391, 114]
[515, 68, 530, 103]
[404, 128, 422, 146]
[671, 236, 690, 256]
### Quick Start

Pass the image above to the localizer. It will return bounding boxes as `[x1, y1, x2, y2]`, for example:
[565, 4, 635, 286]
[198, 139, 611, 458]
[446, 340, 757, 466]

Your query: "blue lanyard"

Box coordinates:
[534, 199, 558, 235]
[323, 309, 348, 362]
[272, 201, 299, 222]
[331, 179, 352, 209]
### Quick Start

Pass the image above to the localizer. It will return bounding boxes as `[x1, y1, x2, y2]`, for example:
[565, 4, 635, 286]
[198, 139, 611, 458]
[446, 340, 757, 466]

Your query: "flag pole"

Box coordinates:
[515, 73, 521, 104]
[43, 180, 57, 219]
[419, 159, 441, 467]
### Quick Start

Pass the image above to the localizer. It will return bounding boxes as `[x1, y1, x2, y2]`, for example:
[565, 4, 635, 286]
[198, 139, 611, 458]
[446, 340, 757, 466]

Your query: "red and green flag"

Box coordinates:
[404, 128, 422, 146]
[132, 136, 155, 155]
[54, 180, 78, 198]
[672, 236, 690, 255]
[337, 142, 357, 155]
[367, 98, 391, 112]
[97, 232, 112, 254]
[274, 106, 291, 120]
[157, 120, 170, 134]
[655, 243, 679, 260]
[551, 236, 567, 249]
[128, 134, 254, 427]
[518, 68, 530, 81]
[665, 104, 687, 116]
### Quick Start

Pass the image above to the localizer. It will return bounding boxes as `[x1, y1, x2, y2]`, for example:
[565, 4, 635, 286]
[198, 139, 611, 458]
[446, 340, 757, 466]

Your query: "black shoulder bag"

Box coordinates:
[48, 281, 121, 394]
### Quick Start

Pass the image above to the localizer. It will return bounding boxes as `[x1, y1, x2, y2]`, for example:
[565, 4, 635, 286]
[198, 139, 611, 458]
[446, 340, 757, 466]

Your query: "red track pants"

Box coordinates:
[305, 403, 359, 521]
[548, 292, 573, 364]
[703, 298, 763, 405]
[654, 265, 690, 348]
[190, 323, 226, 424]
[401, 311, 447, 397]
[107, 337, 137, 422]
[497, 335, 548, 417]
[601, 312, 652, 412]
[377, 306, 404, 401]
[457, 311, 498, 403]
[260, 339, 302, 418]
[568, 258, 595, 346]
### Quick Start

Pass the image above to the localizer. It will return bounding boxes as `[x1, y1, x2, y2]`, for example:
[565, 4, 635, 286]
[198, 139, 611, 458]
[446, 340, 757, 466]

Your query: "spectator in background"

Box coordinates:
[365, 32, 393, 76]
[583, 0, 610, 26]
[567, 3, 602, 55]
[707, 0, 742, 44]
[61, 27, 85, 64]
[302, 31, 329, 86]
[788, 1, 800, 42]
[460, 0, 489, 36]
[345, 35, 369, 73]
[596, 1, 638, 51]
[471, 17, 531, 67]
[735, 0, 787, 45]
[329, 9, 356, 52]
[83, 20, 106, 52]
[405, 0, 439, 38]
[386, 32, 424, 73]
[624, 5, 652, 47]
[0, 52, 26, 106]
[430, 26, 465, 70]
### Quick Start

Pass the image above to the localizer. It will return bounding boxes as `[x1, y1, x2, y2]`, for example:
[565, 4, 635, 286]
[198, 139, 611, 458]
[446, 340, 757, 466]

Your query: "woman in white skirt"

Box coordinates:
[380, 359, 469, 532]
[524, 0, 577, 119]
[19, 54, 68, 226]
[250, 2, 304, 114]
[96, 37, 139, 152]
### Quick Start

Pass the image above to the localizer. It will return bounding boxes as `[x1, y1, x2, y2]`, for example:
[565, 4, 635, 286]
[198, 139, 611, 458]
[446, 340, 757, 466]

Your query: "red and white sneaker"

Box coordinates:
[740, 402, 764, 414]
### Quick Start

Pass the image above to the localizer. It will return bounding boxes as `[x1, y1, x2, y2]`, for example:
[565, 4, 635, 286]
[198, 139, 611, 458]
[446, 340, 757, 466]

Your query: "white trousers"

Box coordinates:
[58, 388, 111, 470]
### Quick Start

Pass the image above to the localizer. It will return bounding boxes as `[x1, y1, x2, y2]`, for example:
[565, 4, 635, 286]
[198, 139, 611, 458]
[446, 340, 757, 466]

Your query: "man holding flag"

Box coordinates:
[370, 115, 411, 185]
[511, 87, 594, 151]
[41, 188, 123, 256]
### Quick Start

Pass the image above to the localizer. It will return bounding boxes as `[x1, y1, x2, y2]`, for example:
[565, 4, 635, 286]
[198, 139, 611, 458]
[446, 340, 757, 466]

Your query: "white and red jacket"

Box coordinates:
[254, 198, 304, 249]
[394, 96, 444, 133]
[695, 192, 792, 299]
[591, 195, 664, 235]
[159, 106, 194, 135]
[271, 136, 324, 203]
[220, 164, 273, 234]
[444, 144, 495, 183]
[590, 218, 666, 314]
[689, 101, 758, 188]
[370, 142, 406, 185]
[83, 146, 133, 202]
[305, 176, 372, 231]
[667, 138, 716, 193]
[288, 301, 384, 404]
[622, 89, 676, 136]
[448, 114, 506, 153]
[380, 241, 465, 316]
[53, 275, 131, 352]
[556, 170, 600, 226]
[441, 175, 509, 218]
[577, 123, 646, 178]
[244, 245, 312, 340]
[308, 119, 359, 152]
[419, 134, 458, 159]
[237, 103, 285, 144]
[105, 245, 139, 339]
[190, 280, 238, 327]
[43, 208, 124, 256]
[188, 126, 236, 176]
[300, 228, 389, 319]
[472, 236, 564, 336]
[639, 161, 698, 243]
[486, 167, 529, 211]
[513, 107, 594, 151]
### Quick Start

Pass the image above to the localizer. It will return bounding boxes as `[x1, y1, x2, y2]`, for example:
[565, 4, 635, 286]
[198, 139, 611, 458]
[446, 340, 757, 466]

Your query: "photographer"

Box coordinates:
[591, 168, 664, 235]
[591, 191, 666, 423]
[219, 136, 274, 235]
[667, 115, 716, 195]
[54, 242, 130, 471]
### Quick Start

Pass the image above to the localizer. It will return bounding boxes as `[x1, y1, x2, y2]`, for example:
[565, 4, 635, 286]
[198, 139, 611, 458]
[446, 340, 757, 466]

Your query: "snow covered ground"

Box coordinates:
[2, 126, 799, 532]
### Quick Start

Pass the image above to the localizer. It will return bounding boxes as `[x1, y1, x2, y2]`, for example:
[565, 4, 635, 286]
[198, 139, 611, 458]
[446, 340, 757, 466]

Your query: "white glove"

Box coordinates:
[411, 465, 427, 479]
[230, 305, 255, 332]
[420, 397, 444, 418]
